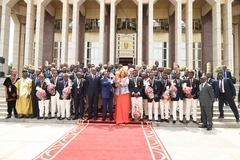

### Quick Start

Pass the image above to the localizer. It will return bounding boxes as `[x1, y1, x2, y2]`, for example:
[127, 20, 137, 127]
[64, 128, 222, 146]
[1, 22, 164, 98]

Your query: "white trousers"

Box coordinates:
[60, 99, 71, 118]
[143, 99, 148, 115]
[148, 100, 159, 120]
[172, 100, 183, 121]
[38, 100, 50, 117]
[169, 101, 173, 116]
[160, 100, 169, 119]
[50, 92, 59, 117]
[131, 97, 143, 118]
[185, 98, 198, 121]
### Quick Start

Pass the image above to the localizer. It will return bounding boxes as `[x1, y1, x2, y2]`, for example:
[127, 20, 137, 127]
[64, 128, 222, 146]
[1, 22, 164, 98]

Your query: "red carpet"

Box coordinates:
[33, 124, 171, 160]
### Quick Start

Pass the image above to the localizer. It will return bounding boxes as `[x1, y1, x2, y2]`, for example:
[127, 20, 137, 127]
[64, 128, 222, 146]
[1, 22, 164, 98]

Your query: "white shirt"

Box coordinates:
[219, 79, 225, 93]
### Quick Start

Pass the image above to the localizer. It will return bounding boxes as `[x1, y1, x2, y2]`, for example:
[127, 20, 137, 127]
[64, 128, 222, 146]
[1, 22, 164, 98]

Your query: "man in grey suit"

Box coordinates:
[198, 76, 214, 131]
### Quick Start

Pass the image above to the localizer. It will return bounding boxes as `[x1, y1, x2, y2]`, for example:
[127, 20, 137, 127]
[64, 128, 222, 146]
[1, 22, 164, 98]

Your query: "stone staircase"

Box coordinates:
[0, 77, 239, 128]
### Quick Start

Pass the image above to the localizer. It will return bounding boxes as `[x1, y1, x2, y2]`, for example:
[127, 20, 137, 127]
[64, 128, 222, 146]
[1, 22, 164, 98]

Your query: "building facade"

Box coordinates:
[0, 0, 240, 77]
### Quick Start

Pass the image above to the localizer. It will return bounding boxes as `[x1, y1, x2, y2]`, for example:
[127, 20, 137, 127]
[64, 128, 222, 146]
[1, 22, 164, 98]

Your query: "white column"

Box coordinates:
[186, 0, 194, 69]
[99, 0, 105, 63]
[148, 0, 154, 65]
[60, 0, 69, 64]
[34, 0, 51, 68]
[109, 0, 116, 64]
[19, 24, 25, 73]
[233, 24, 239, 78]
[72, 0, 80, 64]
[137, 0, 142, 66]
[11, 14, 20, 72]
[24, 0, 35, 66]
[206, 0, 221, 72]
[223, 0, 234, 72]
[174, 0, 182, 66]
[0, 0, 18, 74]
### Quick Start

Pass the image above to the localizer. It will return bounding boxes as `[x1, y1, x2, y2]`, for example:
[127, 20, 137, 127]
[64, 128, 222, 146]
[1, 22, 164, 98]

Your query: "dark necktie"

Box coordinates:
[190, 79, 193, 87]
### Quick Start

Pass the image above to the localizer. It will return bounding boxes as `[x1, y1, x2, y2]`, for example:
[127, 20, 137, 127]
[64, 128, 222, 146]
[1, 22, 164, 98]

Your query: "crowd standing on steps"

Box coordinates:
[3, 62, 240, 131]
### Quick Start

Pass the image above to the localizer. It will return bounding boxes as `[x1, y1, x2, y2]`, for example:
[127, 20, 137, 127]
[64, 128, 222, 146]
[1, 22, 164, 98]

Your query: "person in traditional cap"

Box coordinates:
[14, 70, 33, 118]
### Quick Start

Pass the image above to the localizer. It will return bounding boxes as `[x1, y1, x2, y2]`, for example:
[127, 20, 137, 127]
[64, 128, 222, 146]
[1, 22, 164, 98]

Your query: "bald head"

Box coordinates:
[200, 76, 207, 84]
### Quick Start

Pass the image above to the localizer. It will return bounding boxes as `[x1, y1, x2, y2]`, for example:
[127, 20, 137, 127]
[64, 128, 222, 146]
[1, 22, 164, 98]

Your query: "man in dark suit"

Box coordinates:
[160, 72, 171, 122]
[214, 73, 239, 122]
[217, 65, 232, 79]
[72, 72, 86, 120]
[129, 70, 144, 121]
[198, 76, 214, 131]
[44, 65, 53, 79]
[184, 70, 200, 123]
[49, 70, 60, 119]
[31, 69, 41, 118]
[86, 67, 101, 120]
[147, 73, 162, 122]
[171, 72, 185, 124]
[100, 71, 114, 121]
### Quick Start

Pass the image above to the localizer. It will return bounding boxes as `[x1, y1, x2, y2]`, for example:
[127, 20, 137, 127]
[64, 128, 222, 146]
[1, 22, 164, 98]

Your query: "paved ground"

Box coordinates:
[0, 122, 240, 160]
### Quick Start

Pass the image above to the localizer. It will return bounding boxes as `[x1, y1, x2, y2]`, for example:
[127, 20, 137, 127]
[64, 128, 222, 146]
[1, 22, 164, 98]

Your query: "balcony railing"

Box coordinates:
[117, 19, 136, 31]
[85, 19, 100, 31]
[153, 19, 169, 31]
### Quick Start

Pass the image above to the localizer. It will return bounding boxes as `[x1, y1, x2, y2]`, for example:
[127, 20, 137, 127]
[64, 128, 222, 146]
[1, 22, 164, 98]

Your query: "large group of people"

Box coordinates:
[3, 61, 240, 131]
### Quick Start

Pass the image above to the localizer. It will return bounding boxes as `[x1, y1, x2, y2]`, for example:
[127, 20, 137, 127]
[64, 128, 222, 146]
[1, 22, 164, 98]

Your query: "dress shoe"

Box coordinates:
[44, 117, 48, 120]
[207, 127, 212, 131]
[30, 116, 36, 119]
[172, 120, 176, 124]
[14, 114, 18, 118]
[165, 119, 169, 123]
[60, 117, 65, 120]
[185, 120, 190, 124]
[236, 119, 239, 123]
[18, 115, 24, 118]
[57, 117, 61, 120]
[160, 119, 164, 122]
[72, 117, 78, 120]
[131, 118, 135, 121]
[38, 117, 43, 120]
[179, 120, 184, 123]
[218, 116, 224, 118]
[87, 118, 92, 120]
[198, 125, 207, 128]
[5, 115, 11, 119]
[66, 117, 71, 120]
[193, 121, 199, 124]
[148, 119, 152, 122]
[155, 120, 160, 122]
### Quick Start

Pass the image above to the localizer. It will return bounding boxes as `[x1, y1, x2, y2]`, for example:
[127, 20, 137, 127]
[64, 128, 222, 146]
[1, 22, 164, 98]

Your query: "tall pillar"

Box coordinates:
[11, 14, 21, 72]
[24, 0, 35, 66]
[0, 0, 18, 74]
[72, 0, 85, 64]
[60, 0, 69, 64]
[206, 0, 221, 74]
[19, 24, 25, 74]
[137, 0, 142, 66]
[223, 0, 234, 72]
[233, 24, 239, 78]
[34, 0, 51, 68]
[186, 0, 194, 69]
[148, 0, 154, 65]
[109, 0, 116, 64]
[99, 0, 105, 63]
[169, 0, 182, 66]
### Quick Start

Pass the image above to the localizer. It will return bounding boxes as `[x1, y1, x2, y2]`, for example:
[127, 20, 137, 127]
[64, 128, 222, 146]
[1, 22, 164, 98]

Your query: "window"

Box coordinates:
[193, 42, 202, 69]
[153, 19, 169, 31]
[53, 42, 61, 66]
[85, 19, 100, 31]
[84, 42, 100, 65]
[153, 42, 169, 67]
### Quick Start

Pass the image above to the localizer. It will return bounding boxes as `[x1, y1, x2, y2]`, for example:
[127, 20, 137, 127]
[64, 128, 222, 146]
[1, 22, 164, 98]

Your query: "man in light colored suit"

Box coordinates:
[198, 76, 214, 131]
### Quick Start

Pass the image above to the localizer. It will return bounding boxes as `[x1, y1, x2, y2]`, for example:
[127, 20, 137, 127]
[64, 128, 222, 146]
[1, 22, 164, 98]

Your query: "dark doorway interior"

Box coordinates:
[119, 58, 133, 66]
